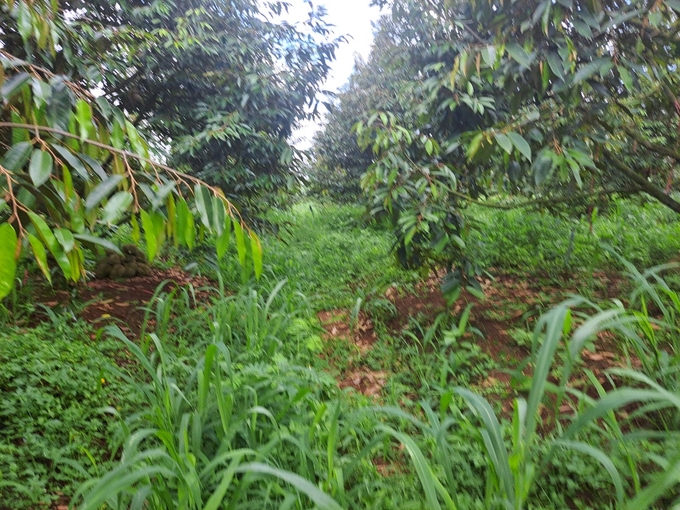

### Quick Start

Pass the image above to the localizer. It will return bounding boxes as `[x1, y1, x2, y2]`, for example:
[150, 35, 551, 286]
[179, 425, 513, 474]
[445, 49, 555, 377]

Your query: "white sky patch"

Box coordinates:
[284, 0, 381, 149]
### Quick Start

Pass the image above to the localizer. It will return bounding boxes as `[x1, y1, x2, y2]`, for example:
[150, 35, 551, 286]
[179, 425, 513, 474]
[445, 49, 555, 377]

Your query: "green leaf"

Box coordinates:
[481, 45, 497, 67]
[425, 139, 434, 156]
[79, 153, 107, 180]
[234, 220, 246, 268]
[72, 234, 122, 255]
[250, 232, 263, 280]
[27, 211, 71, 278]
[166, 194, 177, 245]
[140, 210, 158, 261]
[17, 2, 31, 42]
[27, 233, 51, 283]
[125, 120, 148, 161]
[216, 215, 231, 260]
[507, 132, 532, 161]
[566, 148, 597, 170]
[572, 59, 608, 85]
[1, 141, 33, 172]
[556, 440, 624, 507]
[150, 210, 166, 247]
[494, 133, 513, 154]
[547, 52, 565, 81]
[466, 132, 484, 160]
[51, 144, 90, 180]
[666, 0, 680, 14]
[211, 196, 226, 236]
[377, 427, 443, 510]
[506, 44, 533, 68]
[130, 215, 141, 244]
[47, 80, 73, 132]
[532, 152, 554, 186]
[573, 20, 593, 39]
[11, 111, 29, 144]
[618, 66, 633, 92]
[203, 454, 245, 510]
[194, 185, 212, 229]
[404, 225, 417, 246]
[186, 212, 195, 250]
[0, 72, 30, 101]
[76, 99, 93, 140]
[0, 223, 18, 300]
[455, 388, 515, 500]
[102, 191, 133, 224]
[85, 175, 124, 212]
[111, 119, 124, 150]
[54, 228, 75, 253]
[624, 454, 680, 510]
[176, 197, 189, 247]
[235, 463, 342, 510]
[29, 149, 53, 187]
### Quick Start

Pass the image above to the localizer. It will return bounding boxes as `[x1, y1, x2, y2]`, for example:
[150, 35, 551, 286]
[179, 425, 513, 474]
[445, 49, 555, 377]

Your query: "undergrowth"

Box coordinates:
[1, 199, 680, 509]
[470, 199, 680, 276]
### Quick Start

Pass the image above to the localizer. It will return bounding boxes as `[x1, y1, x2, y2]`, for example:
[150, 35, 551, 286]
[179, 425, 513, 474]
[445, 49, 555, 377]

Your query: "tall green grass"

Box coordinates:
[370, 261, 680, 509]
[71, 282, 421, 509]
[227, 202, 418, 310]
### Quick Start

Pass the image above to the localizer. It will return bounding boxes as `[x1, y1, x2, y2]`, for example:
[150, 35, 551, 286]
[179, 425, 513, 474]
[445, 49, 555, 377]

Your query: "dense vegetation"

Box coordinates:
[1, 0, 680, 509]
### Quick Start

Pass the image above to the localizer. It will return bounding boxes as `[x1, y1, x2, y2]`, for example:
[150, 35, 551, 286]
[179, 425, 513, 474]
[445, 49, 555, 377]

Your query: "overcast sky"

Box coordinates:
[284, 0, 382, 149]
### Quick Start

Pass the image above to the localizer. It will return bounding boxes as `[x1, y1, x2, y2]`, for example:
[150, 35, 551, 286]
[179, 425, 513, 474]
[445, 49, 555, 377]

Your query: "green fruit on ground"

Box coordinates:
[109, 264, 126, 278]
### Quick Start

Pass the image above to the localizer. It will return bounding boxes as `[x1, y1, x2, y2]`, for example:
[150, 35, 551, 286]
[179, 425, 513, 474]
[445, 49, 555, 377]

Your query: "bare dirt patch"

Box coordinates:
[317, 309, 388, 397]
[318, 309, 377, 354]
[384, 278, 447, 334]
[339, 369, 388, 398]
[376, 270, 637, 418]
[34, 268, 213, 337]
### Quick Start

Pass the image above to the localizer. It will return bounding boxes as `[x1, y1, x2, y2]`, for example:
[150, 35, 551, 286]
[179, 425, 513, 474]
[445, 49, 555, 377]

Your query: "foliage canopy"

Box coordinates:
[324, 0, 680, 297]
[0, 0, 341, 296]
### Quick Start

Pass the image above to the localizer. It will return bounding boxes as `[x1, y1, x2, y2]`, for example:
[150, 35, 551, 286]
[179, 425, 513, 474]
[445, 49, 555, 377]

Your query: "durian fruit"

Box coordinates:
[122, 244, 146, 261]
[107, 253, 124, 265]
[94, 258, 111, 279]
[123, 263, 138, 278]
[94, 245, 151, 279]
[109, 264, 126, 279]
[136, 264, 151, 276]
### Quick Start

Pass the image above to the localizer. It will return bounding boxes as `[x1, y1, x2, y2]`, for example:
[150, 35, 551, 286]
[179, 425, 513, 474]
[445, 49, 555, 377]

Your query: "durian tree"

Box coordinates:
[355, 0, 680, 300]
[0, 0, 263, 300]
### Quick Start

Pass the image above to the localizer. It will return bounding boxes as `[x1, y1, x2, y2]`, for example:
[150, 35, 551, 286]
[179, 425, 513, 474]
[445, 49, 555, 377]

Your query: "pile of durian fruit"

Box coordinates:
[94, 245, 152, 279]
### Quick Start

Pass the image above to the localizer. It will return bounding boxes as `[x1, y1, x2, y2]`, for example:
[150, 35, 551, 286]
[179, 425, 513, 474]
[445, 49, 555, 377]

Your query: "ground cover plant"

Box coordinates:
[3, 200, 680, 509]
[2, 0, 680, 508]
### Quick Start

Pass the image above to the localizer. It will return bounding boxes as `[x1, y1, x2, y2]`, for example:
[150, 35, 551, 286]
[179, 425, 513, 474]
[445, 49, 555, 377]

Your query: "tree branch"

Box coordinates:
[597, 117, 680, 162]
[603, 152, 680, 214]
[622, 125, 680, 162]
[0, 122, 246, 224]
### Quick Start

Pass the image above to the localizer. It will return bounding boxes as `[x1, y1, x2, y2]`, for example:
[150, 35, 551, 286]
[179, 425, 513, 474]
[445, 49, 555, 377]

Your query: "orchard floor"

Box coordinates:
[31, 266, 635, 413]
[317, 269, 638, 424]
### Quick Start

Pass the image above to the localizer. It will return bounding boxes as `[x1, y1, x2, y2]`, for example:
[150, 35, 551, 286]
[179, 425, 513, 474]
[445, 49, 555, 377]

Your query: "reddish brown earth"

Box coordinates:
[318, 270, 637, 414]
[33, 268, 213, 338]
[317, 309, 388, 397]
